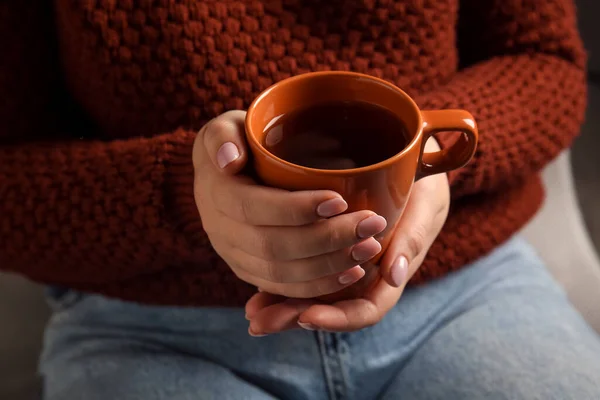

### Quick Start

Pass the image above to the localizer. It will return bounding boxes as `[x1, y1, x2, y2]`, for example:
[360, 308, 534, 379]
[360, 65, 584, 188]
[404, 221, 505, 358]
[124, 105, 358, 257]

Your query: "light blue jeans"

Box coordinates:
[39, 238, 600, 400]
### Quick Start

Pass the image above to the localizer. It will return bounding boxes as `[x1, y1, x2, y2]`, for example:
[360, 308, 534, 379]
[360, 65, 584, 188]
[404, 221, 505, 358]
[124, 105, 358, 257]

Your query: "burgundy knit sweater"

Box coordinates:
[0, 0, 586, 306]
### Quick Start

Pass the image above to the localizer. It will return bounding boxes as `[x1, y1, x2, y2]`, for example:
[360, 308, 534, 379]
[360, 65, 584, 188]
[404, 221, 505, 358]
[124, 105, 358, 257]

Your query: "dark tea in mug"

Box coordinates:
[262, 100, 410, 170]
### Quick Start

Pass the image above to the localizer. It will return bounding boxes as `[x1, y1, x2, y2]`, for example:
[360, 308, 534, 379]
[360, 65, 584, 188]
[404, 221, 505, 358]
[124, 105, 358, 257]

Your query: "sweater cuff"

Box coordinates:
[163, 128, 204, 245]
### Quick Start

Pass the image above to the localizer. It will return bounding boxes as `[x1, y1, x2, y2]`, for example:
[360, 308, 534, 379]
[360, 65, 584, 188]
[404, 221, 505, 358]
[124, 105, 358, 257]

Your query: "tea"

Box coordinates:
[262, 101, 410, 170]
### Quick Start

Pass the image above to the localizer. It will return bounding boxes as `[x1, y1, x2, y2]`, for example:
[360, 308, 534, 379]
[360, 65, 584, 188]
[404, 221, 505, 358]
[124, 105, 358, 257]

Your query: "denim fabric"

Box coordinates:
[40, 238, 600, 400]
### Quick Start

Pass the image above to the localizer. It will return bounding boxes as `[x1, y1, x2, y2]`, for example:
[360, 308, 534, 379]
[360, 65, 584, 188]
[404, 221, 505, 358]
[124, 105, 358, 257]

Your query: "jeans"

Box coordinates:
[39, 238, 600, 400]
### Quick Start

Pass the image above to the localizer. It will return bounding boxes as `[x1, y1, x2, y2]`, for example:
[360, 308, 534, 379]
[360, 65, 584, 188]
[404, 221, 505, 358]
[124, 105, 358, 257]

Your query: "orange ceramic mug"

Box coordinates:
[245, 71, 478, 302]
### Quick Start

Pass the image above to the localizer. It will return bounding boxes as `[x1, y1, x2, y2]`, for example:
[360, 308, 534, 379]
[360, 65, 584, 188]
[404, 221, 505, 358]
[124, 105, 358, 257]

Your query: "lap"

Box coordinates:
[39, 238, 600, 400]
[43, 346, 275, 400]
[379, 239, 600, 400]
[40, 295, 325, 400]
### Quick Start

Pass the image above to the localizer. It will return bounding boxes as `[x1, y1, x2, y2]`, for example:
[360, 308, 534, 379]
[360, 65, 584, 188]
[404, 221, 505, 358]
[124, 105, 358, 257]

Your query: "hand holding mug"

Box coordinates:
[245, 71, 478, 302]
[245, 137, 450, 334]
[192, 111, 388, 299]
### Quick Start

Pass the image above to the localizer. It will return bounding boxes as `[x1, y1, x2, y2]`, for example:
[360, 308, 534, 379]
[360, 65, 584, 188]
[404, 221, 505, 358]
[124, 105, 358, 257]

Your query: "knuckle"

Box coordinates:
[324, 222, 344, 252]
[406, 226, 428, 259]
[305, 190, 324, 206]
[306, 190, 323, 202]
[288, 203, 311, 226]
[264, 260, 284, 283]
[256, 231, 278, 261]
[287, 192, 319, 225]
[312, 280, 332, 297]
[360, 301, 381, 327]
[207, 118, 233, 136]
[235, 195, 254, 224]
[323, 252, 340, 276]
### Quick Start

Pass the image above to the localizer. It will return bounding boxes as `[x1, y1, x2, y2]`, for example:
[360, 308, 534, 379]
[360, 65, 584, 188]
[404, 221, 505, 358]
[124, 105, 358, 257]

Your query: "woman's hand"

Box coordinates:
[244, 138, 450, 335]
[192, 111, 388, 299]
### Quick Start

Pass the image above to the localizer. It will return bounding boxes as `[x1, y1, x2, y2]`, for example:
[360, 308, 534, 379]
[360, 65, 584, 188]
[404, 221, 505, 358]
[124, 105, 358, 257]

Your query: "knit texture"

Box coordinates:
[0, 0, 586, 306]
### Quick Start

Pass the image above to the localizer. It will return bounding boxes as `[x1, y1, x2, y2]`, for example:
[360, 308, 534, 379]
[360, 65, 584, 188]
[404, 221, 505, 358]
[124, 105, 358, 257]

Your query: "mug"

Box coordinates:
[245, 71, 478, 302]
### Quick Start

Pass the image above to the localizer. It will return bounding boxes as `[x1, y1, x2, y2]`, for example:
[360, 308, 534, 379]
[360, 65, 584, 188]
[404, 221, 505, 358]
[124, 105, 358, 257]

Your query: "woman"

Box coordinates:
[1, 0, 599, 399]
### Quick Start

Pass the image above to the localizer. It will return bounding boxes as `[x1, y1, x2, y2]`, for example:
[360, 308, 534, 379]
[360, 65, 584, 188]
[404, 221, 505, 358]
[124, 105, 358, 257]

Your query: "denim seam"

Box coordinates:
[318, 331, 352, 400]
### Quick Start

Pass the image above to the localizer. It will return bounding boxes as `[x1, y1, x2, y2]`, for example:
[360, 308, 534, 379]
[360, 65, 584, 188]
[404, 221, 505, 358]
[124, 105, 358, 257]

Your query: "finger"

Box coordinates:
[226, 211, 386, 261]
[193, 110, 248, 174]
[232, 265, 366, 299]
[230, 237, 382, 283]
[379, 173, 449, 288]
[244, 291, 285, 320]
[297, 272, 403, 332]
[212, 179, 349, 226]
[247, 297, 318, 336]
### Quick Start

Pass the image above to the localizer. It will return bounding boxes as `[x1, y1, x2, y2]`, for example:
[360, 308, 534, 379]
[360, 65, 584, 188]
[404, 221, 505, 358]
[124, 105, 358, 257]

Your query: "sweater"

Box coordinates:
[0, 0, 586, 306]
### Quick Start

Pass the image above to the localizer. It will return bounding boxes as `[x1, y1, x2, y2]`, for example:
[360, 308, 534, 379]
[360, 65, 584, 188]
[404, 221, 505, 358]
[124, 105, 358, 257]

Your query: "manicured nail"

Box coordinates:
[338, 266, 365, 285]
[248, 327, 267, 337]
[351, 238, 382, 262]
[356, 215, 387, 238]
[298, 322, 318, 331]
[391, 256, 409, 287]
[217, 142, 240, 168]
[316, 197, 348, 218]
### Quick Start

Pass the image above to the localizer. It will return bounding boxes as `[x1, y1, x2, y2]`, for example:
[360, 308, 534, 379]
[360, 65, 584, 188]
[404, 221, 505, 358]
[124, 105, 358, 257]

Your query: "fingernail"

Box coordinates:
[356, 215, 387, 239]
[298, 322, 318, 331]
[391, 256, 409, 287]
[217, 142, 240, 168]
[351, 238, 382, 262]
[317, 197, 348, 218]
[244, 313, 250, 320]
[338, 265, 365, 285]
[248, 327, 267, 337]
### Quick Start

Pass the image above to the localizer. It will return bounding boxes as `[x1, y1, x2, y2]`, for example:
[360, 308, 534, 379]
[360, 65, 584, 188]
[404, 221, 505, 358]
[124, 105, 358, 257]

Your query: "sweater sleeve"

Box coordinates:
[0, 2, 204, 286]
[415, 0, 587, 199]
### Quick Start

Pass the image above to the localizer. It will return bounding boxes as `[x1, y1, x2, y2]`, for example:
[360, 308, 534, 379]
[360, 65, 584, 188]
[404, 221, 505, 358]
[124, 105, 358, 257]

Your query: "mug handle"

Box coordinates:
[417, 110, 479, 180]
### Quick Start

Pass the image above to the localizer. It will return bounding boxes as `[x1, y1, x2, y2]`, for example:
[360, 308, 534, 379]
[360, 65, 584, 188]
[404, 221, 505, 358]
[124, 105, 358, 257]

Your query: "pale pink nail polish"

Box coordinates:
[316, 198, 348, 218]
[356, 215, 387, 238]
[217, 142, 240, 168]
[298, 322, 318, 331]
[338, 266, 365, 285]
[391, 256, 409, 287]
[351, 238, 382, 262]
[248, 327, 267, 337]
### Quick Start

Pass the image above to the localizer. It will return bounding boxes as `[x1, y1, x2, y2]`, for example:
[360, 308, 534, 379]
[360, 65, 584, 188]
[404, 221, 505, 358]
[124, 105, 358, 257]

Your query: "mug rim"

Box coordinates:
[245, 71, 424, 176]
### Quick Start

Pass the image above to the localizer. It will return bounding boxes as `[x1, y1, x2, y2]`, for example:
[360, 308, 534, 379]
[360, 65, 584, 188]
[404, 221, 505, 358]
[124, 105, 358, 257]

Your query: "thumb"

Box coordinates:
[193, 110, 249, 175]
[379, 137, 448, 287]
[379, 177, 448, 288]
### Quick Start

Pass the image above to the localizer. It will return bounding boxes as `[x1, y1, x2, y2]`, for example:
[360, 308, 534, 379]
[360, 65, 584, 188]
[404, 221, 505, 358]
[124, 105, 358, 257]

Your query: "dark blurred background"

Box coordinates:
[573, 0, 600, 252]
